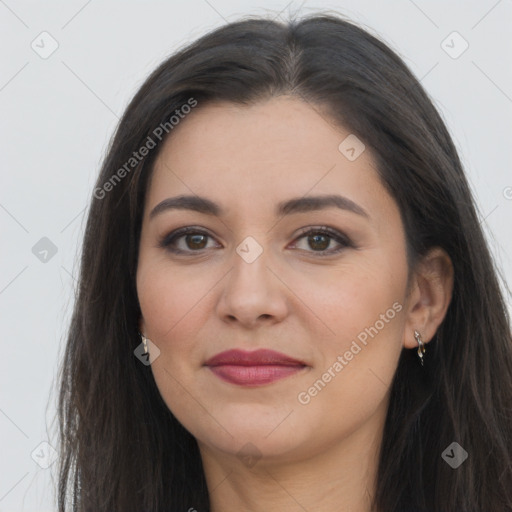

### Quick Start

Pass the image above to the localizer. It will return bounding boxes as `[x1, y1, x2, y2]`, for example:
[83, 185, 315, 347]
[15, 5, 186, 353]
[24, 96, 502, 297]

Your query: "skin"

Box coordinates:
[136, 96, 453, 511]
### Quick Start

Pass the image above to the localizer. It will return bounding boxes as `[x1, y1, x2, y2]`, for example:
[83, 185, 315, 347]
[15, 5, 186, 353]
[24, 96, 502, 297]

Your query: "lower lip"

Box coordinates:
[207, 364, 305, 386]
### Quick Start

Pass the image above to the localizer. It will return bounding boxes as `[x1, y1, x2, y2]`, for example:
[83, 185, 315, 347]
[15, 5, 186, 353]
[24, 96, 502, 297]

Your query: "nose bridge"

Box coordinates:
[217, 233, 288, 325]
[232, 236, 270, 284]
[230, 234, 273, 295]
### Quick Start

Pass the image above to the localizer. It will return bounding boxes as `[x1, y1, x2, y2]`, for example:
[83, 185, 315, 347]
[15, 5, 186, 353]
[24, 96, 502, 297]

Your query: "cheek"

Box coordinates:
[289, 257, 405, 348]
[293, 290, 404, 448]
[137, 262, 210, 428]
[292, 257, 406, 409]
[137, 258, 213, 339]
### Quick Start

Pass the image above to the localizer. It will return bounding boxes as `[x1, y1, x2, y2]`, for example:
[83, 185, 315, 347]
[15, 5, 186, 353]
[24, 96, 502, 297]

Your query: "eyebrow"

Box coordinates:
[149, 194, 369, 220]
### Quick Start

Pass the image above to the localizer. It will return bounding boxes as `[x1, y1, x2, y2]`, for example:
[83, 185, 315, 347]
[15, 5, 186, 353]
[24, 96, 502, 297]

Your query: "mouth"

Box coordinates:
[204, 349, 308, 387]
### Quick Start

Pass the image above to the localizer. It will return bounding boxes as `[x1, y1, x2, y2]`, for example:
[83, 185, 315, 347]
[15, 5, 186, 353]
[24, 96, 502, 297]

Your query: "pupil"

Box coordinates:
[309, 234, 329, 251]
[188, 234, 207, 249]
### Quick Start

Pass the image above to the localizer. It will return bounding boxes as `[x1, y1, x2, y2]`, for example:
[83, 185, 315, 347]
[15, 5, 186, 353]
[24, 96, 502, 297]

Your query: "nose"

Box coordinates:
[215, 245, 289, 329]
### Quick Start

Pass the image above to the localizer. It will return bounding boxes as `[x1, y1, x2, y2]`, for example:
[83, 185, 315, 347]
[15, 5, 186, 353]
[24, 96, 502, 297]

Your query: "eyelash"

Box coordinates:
[157, 225, 354, 257]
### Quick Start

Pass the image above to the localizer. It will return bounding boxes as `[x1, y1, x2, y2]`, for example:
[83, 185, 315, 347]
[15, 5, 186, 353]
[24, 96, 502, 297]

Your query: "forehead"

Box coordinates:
[146, 96, 391, 221]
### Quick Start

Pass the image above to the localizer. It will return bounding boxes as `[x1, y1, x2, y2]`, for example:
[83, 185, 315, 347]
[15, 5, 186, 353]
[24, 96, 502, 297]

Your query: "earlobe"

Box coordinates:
[403, 247, 454, 349]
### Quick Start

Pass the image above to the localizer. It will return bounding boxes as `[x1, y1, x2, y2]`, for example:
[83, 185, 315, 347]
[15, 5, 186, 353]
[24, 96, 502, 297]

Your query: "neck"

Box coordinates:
[199, 405, 385, 512]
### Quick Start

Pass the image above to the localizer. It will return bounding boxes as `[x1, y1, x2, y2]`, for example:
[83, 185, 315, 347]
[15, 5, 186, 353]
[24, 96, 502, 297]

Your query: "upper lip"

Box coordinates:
[204, 349, 306, 367]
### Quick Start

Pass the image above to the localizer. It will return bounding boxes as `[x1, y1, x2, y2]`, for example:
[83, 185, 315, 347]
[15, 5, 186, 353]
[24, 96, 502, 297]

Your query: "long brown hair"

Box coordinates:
[56, 12, 512, 511]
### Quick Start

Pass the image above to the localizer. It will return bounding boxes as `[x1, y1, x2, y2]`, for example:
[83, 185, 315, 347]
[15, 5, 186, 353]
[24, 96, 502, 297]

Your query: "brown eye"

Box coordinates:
[306, 233, 330, 251]
[292, 226, 353, 256]
[184, 233, 208, 250]
[158, 227, 218, 254]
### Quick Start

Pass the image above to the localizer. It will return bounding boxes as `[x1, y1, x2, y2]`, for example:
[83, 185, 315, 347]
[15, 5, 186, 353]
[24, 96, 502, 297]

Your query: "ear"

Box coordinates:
[403, 247, 454, 349]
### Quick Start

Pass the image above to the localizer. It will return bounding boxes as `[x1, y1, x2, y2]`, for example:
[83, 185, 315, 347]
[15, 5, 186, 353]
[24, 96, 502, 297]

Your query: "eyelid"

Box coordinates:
[293, 225, 350, 242]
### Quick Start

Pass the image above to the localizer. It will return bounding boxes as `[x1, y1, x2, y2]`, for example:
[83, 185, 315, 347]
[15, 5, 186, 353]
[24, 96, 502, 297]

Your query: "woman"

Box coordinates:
[56, 12, 512, 512]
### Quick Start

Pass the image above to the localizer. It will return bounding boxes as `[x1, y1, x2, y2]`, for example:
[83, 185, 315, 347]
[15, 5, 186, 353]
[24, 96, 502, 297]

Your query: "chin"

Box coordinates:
[191, 409, 310, 461]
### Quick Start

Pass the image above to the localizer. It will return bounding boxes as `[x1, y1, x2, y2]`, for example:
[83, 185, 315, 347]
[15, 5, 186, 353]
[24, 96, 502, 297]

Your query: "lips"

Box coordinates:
[205, 349, 306, 367]
[204, 349, 307, 386]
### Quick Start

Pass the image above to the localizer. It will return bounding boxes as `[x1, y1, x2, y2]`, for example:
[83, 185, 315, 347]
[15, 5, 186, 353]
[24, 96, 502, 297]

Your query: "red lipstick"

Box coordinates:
[204, 349, 307, 386]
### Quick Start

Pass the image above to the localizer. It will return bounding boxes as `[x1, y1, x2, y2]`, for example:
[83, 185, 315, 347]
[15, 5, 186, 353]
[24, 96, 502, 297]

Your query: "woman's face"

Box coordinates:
[136, 96, 411, 466]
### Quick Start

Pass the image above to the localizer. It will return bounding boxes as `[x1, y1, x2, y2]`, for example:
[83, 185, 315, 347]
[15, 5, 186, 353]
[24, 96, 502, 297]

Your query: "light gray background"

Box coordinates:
[1, 1, 511, 510]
